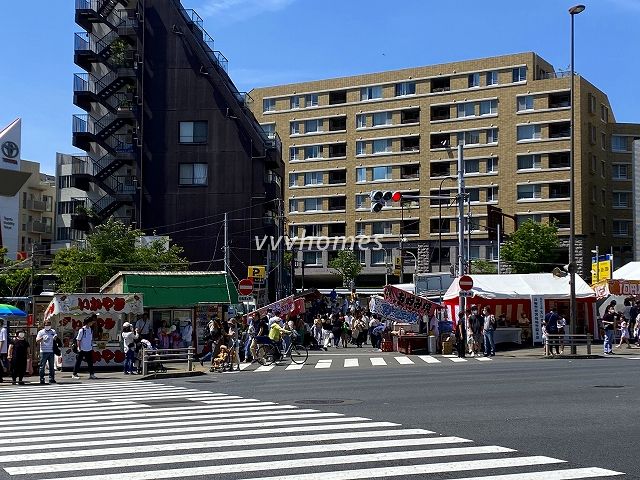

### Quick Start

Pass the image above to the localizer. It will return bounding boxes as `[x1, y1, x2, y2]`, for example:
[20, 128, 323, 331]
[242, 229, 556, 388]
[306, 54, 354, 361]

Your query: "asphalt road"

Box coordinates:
[166, 354, 640, 478]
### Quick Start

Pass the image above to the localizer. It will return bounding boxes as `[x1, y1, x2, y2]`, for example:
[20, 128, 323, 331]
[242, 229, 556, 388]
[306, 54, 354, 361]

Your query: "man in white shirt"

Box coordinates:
[135, 313, 152, 339]
[36, 319, 58, 384]
[72, 315, 97, 380]
[181, 321, 193, 348]
[0, 318, 7, 383]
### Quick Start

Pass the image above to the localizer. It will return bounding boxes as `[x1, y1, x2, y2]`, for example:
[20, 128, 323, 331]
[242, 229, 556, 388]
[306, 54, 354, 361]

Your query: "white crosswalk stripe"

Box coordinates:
[344, 358, 359, 367]
[394, 356, 415, 364]
[315, 359, 332, 368]
[370, 357, 387, 366]
[0, 381, 622, 480]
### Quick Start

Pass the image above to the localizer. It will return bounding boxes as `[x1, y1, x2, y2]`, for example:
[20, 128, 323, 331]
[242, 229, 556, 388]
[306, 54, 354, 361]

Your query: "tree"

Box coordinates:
[500, 220, 560, 274]
[0, 248, 31, 297]
[52, 218, 188, 292]
[471, 259, 498, 274]
[328, 250, 362, 287]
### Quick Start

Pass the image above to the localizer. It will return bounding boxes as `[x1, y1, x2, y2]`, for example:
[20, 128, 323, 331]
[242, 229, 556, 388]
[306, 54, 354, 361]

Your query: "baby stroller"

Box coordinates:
[137, 339, 167, 374]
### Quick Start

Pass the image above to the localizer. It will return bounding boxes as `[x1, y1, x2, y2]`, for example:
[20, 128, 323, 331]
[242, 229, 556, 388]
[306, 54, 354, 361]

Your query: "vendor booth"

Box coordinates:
[443, 273, 597, 344]
[101, 271, 238, 355]
[43, 293, 144, 368]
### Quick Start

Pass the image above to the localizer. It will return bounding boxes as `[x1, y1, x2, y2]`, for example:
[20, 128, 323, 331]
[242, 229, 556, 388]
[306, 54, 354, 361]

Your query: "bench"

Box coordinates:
[546, 334, 593, 355]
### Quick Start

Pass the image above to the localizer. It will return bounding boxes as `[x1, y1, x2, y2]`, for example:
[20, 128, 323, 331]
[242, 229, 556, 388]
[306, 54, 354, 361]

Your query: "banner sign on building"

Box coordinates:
[383, 284, 440, 317]
[44, 294, 144, 322]
[593, 279, 640, 299]
[530, 295, 545, 345]
[372, 296, 422, 324]
[251, 295, 305, 319]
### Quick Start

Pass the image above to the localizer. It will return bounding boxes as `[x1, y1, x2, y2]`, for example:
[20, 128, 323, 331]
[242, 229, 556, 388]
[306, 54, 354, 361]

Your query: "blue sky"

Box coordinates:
[1, 0, 638, 175]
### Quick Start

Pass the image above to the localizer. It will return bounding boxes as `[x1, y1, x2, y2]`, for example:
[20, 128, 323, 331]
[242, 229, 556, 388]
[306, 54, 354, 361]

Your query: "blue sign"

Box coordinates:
[374, 299, 421, 324]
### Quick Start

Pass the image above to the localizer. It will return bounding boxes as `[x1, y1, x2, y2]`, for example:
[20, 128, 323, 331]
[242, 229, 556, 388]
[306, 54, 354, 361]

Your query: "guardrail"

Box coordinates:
[141, 347, 195, 375]
[547, 333, 593, 354]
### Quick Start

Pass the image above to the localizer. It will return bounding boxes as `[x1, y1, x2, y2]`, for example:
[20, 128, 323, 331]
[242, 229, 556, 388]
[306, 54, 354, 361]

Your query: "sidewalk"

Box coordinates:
[499, 343, 640, 359]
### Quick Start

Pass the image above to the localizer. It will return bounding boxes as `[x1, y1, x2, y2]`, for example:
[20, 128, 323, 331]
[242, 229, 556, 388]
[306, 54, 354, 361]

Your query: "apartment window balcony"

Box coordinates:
[27, 221, 53, 235]
[327, 223, 346, 236]
[549, 182, 570, 199]
[430, 105, 449, 121]
[430, 133, 450, 149]
[548, 91, 570, 109]
[328, 171, 346, 184]
[430, 218, 450, 234]
[328, 197, 346, 211]
[549, 151, 570, 169]
[430, 189, 453, 206]
[431, 77, 450, 93]
[401, 220, 420, 236]
[549, 122, 571, 139]
[430, 163, 450, 177]
[329, 90, 347, 105]
[401, 137, 420, 152]
[400, 164, 420, 179]
[26, 199, 47, 212]
[329, 117, 347, 131]
[328, 143, 346, 158]
[549, 213, 570, 229]
[401, 108, 420, 124]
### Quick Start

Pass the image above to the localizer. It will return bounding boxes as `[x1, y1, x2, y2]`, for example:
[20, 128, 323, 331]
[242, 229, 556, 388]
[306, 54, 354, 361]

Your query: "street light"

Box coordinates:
[569, 4, 585, 352]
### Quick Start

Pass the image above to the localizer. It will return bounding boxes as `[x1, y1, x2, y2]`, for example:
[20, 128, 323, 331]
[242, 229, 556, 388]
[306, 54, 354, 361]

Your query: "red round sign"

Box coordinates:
[459, 275, 474, 291]
[238, 278, 254, 295]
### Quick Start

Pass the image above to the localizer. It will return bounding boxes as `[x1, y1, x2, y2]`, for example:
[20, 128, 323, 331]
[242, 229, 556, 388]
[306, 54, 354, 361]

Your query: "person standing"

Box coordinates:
[469, 306, 484, 357]
[601, 306, 616, 355]
[455, 312, 467, 358]
[544, 307, 560, 355]
[135, 313, 152, 340]
[72, 315, 97, 379]
[0, 318, 8, 383]
[35, 319, 58, 384]
[482, 307, 496, 357]
[629, 300, 640, 342]
[181, 321, 193, 349]
[617, 319, 631, 349]
[8, 331, 30, 385]
[121, 322, 138, 375]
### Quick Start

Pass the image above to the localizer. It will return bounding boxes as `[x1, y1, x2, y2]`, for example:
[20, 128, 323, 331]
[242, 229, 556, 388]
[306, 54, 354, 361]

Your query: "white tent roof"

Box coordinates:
[443, 273, 595, 301]
[612, 262, 640, 280]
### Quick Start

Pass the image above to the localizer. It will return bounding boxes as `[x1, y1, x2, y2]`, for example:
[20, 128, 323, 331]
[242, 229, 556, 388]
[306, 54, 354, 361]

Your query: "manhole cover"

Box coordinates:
[294, 399, 362, 406]
[593, 385, 625, 389]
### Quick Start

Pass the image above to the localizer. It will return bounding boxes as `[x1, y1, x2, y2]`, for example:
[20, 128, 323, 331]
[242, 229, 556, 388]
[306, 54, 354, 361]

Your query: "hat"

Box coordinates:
[123, 322, 132, 328]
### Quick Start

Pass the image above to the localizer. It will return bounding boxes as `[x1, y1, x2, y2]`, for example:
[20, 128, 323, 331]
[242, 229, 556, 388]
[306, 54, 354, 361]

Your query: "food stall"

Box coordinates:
[443, 273, 597, 344]
[43, 293, 144, 368]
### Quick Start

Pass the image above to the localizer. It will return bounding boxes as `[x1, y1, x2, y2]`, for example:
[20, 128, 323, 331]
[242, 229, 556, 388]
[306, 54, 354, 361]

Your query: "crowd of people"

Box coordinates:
[598, 298, 640, 355]
[454, 305, 497, 358]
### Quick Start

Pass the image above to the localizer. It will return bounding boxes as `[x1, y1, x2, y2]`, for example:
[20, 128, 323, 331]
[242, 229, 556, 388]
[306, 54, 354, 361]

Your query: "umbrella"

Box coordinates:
[0, 304, 27, 317]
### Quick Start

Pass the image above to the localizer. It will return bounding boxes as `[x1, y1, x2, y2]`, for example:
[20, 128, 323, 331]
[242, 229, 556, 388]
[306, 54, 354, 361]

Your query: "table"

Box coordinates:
[396, 334, 430, 354]
[493, 327, 522, 344]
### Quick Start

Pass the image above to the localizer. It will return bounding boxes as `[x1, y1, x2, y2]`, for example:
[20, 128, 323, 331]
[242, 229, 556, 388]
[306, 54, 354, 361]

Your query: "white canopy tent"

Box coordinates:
[612, 262, 640, 280]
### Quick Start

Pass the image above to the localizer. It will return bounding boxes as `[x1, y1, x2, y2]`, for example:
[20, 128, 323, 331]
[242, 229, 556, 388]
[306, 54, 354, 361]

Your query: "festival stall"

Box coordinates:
[43, 293, 144, 368]
[443, 273, 597, 344]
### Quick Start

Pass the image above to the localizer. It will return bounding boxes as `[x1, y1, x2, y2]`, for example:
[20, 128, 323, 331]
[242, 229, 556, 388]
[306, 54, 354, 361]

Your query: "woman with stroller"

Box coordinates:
[121, 322, 139, 375]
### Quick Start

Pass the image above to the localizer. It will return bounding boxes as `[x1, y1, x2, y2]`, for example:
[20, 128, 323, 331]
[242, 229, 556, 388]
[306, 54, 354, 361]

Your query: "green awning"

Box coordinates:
[121, 273, 238, 308]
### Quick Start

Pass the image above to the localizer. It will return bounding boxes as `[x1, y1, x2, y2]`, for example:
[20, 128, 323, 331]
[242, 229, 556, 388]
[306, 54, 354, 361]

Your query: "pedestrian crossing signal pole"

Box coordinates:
[457, 143, 466, 315]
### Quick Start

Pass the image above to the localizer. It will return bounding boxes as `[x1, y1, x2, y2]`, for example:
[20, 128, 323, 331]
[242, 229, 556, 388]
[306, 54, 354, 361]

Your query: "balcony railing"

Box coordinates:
[26, 199, 47, 212]
[538, 70, 572, 80]
[28, 221, 53, 235]
[178, 7, 228, 72]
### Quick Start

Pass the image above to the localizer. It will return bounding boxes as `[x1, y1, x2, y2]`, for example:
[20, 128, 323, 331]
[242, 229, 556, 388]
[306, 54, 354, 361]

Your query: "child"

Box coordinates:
[542, 320, 550, 357]
[618, 320, 631, 349]
[211, 345, 229, 371]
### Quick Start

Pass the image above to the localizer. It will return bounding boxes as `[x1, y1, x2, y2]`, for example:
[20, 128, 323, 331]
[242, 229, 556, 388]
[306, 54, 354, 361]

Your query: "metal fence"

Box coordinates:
[141, 347, 194, 375]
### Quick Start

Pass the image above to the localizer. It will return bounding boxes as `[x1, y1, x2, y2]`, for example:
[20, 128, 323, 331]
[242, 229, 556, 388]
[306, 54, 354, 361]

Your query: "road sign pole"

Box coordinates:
[457, 143, 466, 315]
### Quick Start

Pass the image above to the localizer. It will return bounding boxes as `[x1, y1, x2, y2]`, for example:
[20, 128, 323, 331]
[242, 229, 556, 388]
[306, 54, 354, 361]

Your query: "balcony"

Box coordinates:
[27, 221, 53, 235]
[548, 91, 570, 109]
[72, 114, 136, 158]
[549, 122, 571, 139]
[430, 105, 449, 121]
[75, 0, 122, 31]
[431, 77, 450, 93]
[26, 199, 47, 212]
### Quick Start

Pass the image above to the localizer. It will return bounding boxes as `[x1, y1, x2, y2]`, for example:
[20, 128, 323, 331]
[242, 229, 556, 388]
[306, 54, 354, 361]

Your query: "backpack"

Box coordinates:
[71, 328, 85, 354]
[53, 337, 62, 356]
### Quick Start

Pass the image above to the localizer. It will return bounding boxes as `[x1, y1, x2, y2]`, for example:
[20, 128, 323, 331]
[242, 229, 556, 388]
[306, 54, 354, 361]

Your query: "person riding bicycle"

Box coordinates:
[268, 321, 290, 361]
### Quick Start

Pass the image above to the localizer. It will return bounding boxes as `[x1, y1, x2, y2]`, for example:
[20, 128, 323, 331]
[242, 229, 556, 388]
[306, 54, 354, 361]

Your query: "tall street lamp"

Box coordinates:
[569, 4, 585, 353]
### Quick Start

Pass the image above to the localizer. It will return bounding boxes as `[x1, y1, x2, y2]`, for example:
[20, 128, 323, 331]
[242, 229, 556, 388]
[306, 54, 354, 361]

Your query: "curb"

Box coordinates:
[136, 370, 206, 380]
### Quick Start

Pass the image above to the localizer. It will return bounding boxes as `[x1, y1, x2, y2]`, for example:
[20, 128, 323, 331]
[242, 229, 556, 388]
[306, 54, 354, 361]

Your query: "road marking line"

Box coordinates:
[285, 363, 304, 370]
[315, 360, 332, 368]
[417, 355, 440, 364]
[449, 357, 468, 362]
[370, 357, 387, 366]
[476, 357, 493, 361]
[344, 358, 359, 368]
[238, 362, 252, 370]
[254, 365, 275, 372]
[394, 356, 414, 365]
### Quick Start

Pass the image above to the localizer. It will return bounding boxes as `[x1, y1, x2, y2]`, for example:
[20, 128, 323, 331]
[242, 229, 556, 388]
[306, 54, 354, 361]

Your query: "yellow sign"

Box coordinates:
[591, 260, 612, 285]
[248, 265, 266, 280]
[393, 256, 402, 276]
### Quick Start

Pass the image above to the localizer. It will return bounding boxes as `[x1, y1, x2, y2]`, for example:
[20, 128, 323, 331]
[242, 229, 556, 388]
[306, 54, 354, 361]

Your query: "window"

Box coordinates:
[469, 246, 481, 259]
[395, 81, 416, 96]
[355, 194, 368, 209]
[372, 166, 392, 181]
[371, 249, 388, 265]
[356, 114, 367, 129]
[356, 167, 366, 182]
[468, 73, 480, 88]
[467, 188, 480, 202]
[464, 159, 480, 174]
[601, 161, 606, 178]
[589, 94, 596, 113]
[549, 122, 570, 139]
[401, 137, 420, 152]
[611, 135, 629, 152]
[261, 123, 275, 136]
[179, 163, 208, 185]
[372, 222, 392, 235]
[600, 104, 609, 122]
[289, 173, 297, 187]
[304, 198, 321, 211]
[516, 214, 542, 227]
[480, 100, 497, 115]
[512, 67, 527, 82]
[289, 147, 298, 161]
[304, 224, 321, 237]
[591, 185, 597, 202]
[486, 157, 498, 173]
[486, 71, 498, 86]
[517, 96, 534, 111]
[372, 139, 392, 154]
[549, 213, 570, 229]
[486, 128, 499, 144]
[612, 164, 629, 180]
[591, 154, 597, 172]
[601, 189, 606, 206]
[289, 226, 297, 238]
[290, 96, 300, 109]
[517, 184, 542, 200]
[290, 122, 299, 135]
[372, 112, 392, 126]
[58, 176, 72, 189]
[601, 132, 607, 150]
[304, 119, 323, 133]
[328, 169, 346, 184]
[401, 164, 420, 179]
[486, 186, 498, 202]
[430, 218, 450, 234]
[329, 117, 346, 131]
[549, 151, 570, 169]
[402, 108, 420, 124]
[589, 124, 597, 144]
[179, 121, 207, 143]
[357, 249, 366, 265]
[329, 90, 347, 105]
[430, 105, 449, 121]
[457, 102, 475, 118]
[612, 192, 629, 208]
[356, 222, 366, 236]
[430, 162, 450, 177]
[613, 220, 630, 236]
[517, 124, 541, 141]
[304, 172, 323, 185]
[263, 98, 276, 112]
[592, 214, 598, 232]
[304, 146, 322, 159]
[549, 182, 570, 199]
[289, 199, 298, 212]
[360, 86, 382, 101]
[457, 130, 480, 146]
[356, 141, 366, 155]
[303, 251, 322, 266]
[305, 94, 318, 107]
[328, 144, 346, 158]
[517, 154, 542, 170]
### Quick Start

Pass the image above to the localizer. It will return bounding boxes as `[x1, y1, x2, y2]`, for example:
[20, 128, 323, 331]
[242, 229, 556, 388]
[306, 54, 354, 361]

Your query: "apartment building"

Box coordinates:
[67, 0, 283, 287]
[251, 52, 640, 287]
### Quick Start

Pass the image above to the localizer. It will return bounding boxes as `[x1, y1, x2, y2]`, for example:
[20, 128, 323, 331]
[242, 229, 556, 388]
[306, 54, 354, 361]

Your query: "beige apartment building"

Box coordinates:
[250, 52, 640, 287]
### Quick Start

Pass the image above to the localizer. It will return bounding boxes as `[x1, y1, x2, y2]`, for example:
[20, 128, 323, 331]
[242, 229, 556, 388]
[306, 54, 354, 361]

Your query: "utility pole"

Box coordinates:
[467, 195, 472, 274]
[399, 202, 404, 283]
[457, 143, 466, 314]
[275, 199, 283, 299]
[497, 222, 501, 274]
[223, 212, 229, 275]
[594, 245, 600, 283]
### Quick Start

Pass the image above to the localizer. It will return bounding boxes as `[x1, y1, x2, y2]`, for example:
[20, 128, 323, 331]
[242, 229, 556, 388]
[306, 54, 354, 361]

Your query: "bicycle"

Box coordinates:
[255, 331, 308, 366]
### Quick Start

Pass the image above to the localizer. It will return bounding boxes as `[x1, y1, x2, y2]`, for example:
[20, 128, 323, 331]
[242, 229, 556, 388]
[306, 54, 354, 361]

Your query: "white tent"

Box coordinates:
[612, 262, 640, 280]
[443, 273, 595, 300]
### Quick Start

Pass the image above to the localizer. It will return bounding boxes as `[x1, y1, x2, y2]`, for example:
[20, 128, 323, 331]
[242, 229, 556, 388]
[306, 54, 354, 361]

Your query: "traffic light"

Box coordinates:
[391, 191, 402, 202]
[371, 191, 402, 212]
[487, 205, 503, 241]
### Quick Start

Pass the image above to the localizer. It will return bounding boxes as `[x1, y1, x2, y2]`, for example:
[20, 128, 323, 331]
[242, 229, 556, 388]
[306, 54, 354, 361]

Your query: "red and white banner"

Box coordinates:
[250, 295, 305, 319]
[44, 294, 144, 322]
[383, 285, 441, 317]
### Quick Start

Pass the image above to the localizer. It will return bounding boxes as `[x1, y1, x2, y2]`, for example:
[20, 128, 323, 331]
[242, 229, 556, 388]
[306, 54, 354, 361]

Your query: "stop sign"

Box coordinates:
[238, 278, 254, 295]
[458, 275, 474, 291]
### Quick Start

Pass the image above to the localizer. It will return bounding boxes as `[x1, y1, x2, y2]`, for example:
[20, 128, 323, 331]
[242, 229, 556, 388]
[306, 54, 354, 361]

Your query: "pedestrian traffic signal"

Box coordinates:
[370, 190, 394, 212]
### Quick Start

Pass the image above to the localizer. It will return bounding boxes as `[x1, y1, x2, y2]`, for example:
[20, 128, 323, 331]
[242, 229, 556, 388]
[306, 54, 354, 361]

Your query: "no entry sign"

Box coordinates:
[458, 275, 474, 291]
[238, 278, 254, 296]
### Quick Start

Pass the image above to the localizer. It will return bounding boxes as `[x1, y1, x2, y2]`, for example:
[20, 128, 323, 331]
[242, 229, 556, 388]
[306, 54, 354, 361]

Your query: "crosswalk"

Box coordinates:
[0, 381, 624, 480]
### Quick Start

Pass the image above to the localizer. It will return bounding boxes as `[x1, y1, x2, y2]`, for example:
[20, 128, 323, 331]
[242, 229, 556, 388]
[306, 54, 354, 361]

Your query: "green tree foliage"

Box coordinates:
[52, 219, 188, 292]
[0, 248, 31, 297]
[471, 259, 498, 274]
[328, 250, 362, 287]
[499, 220, 560, 274]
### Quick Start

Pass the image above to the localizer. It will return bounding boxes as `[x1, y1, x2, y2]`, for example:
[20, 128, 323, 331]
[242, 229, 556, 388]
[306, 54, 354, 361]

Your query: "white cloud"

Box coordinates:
[196, 0, 296, 21]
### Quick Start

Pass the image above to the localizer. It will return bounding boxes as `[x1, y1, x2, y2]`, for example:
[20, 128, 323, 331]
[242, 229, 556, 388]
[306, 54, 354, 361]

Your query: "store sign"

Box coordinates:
[530, 295, 545, 345]
[383, 285, 439, 317]
[373, 297, 421, 324]
[44, 294, 144, 321]
[595, 279, 640, 298]
[591, 255, 613, 284]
